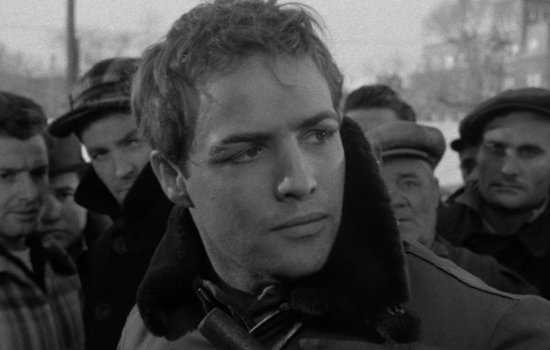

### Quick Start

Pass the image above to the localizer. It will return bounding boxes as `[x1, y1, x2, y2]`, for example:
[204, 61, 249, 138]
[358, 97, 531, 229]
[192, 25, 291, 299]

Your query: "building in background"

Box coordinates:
[409, 0, 550, 121]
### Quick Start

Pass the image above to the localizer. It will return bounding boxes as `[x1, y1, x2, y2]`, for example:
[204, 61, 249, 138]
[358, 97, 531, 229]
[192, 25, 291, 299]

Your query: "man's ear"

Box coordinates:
[150, 150, 194, 207]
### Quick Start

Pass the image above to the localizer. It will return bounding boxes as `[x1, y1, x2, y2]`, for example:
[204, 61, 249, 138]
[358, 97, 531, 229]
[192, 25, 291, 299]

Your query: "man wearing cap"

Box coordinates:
[438, 87, 550, 299]
[367, 121, 537, 295]
[343, 84, 416, 131]
[49, 57, 173, 349]
[0, 91, 84, 350]
[38, 134, 110, 275]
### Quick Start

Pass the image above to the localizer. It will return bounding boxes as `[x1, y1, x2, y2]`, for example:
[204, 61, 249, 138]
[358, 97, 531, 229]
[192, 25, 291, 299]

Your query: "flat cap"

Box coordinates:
[365, 121, 446, 168]
[459, 87, 550, 146]
[49, 57, 139, 137]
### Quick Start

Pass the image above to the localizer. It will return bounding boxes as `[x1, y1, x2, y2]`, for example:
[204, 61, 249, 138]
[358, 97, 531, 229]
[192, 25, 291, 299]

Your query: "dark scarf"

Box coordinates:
[136, 117, 418, 343]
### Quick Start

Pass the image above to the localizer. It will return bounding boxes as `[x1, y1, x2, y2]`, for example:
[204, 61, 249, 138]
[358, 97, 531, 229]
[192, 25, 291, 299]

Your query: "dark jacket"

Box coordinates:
[431, 236, 539, 295]
[119, 119, 550, 349]
[438, 189, 550, 299]
[77, 164, 174, 350]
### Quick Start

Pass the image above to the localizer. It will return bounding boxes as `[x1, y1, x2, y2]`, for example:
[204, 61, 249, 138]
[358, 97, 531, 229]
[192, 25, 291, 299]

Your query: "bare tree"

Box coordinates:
[416, 0, 515, 118]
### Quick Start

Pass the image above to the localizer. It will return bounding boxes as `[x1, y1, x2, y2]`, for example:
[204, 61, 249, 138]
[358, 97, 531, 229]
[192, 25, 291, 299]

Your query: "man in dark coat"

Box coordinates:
[118, 1, 550, 349]
[367, 121, 537, 295]
[438, 87, 550, 299]
[48, 57, 173, 349]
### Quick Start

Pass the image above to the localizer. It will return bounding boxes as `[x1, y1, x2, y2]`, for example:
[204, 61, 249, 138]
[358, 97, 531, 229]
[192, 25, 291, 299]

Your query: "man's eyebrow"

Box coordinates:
[117, 129, 139, 146]
[397, 172, 420, 180]
[209, 111, 339, 157]
[295, 111, 340, 130]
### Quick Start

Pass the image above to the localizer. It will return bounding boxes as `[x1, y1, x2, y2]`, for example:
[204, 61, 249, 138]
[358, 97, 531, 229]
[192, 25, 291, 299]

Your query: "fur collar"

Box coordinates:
[137, 117, 417, 343]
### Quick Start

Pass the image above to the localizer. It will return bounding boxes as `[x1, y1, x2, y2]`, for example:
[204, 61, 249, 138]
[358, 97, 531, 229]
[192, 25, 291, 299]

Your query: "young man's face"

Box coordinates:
[80, 112, 152, 204]
[478, 111, 550, 211]
[0, 134, 48, 250]
[38, 172, 87, 250]
[158, 54, 345, 292]
[346, 108, 399, 132]
[380, 157, 440, 248]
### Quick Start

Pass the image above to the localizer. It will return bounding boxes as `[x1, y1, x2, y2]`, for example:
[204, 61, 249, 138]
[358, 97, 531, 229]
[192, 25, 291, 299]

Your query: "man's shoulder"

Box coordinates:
[404, 239, 550, 349]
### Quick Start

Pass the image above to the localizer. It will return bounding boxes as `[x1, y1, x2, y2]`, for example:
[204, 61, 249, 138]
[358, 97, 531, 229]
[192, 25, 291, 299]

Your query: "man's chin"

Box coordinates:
[486, 194, 543, 213]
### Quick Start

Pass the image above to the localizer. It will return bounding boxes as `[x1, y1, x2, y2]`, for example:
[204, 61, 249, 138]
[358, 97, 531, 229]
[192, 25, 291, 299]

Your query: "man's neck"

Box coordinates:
[482, 198, 548, 235]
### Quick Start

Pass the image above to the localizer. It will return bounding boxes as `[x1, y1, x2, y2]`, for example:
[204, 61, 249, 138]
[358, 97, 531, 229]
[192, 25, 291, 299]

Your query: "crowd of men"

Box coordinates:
[1, 0, 550, 349]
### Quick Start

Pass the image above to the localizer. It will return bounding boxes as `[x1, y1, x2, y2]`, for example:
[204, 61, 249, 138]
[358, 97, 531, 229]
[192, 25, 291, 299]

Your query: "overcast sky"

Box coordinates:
[1, 0, 440, 88]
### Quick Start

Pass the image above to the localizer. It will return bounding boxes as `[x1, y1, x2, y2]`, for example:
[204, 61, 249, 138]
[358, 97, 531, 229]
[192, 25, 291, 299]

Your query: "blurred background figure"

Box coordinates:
[343, 84, 416, 131]
[367, 120, 538, 295]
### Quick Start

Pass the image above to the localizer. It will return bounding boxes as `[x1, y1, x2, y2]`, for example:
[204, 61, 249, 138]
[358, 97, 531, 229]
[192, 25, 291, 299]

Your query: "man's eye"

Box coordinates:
[305, 129, 336, 144]
[519, 147, 543, 158]
[31, 167, 48, 181]
[89, 152, 105, 161]
[0, 172, 15, 182]
[55, 190, 75, 201]
[402, 180, 420, 189]
[484, 142, 505, 156]
[125, 138, 142, 148]
[232, 146, 264, 163]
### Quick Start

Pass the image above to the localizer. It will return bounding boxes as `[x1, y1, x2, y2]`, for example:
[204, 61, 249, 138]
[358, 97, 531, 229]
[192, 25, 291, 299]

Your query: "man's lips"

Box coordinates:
[12, 208, 39, 218]
[272, 212, 328, 231]
[491, 182, 524, 191]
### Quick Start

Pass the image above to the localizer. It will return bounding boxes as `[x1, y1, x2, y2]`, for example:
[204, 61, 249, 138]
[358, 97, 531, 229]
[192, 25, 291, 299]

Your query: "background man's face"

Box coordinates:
[0, 134, 48, 250]
[380, 157, 440, 248]
[80, 112, 151, 204]
[478, 111, 550, 211]
[458, 145, 478, 187]
[346, 107, 398, 132]
[38, 172, 87, 249]
[178, 54, 345, 292]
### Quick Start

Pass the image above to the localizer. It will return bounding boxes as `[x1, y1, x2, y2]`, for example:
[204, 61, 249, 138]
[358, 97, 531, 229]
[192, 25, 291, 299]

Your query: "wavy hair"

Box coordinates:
[132, 0, 343, 165]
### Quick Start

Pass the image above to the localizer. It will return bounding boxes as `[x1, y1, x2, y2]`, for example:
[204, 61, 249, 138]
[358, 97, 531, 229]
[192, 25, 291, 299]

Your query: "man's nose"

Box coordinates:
[18, 173, 41, 203]
[113, 154, 136, 179]
[275, 143, 317, 200]
[40, 193, 62, 223]
[500, 154, 520, 177]
[387, 185, 407, 210]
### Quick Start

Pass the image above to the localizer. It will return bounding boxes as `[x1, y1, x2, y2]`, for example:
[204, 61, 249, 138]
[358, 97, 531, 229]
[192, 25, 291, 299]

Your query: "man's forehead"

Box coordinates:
[484, 110, 550, 132]
[383, 157, 434, 176]
[0, 135, 48, 169]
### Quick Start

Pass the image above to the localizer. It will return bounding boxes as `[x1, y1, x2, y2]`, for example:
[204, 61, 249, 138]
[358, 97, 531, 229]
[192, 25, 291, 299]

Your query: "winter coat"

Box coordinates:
[431, 236, 539, 295]
[438, 187, 550, 299]
[118, 118, 550, 349]
[0, 238, 84, 350]
[76, 164, 174, 350]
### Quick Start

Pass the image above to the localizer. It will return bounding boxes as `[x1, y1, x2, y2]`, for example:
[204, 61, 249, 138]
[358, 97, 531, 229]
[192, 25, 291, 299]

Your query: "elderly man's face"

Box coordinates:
[156, 54, 345, 293]
[380, 157, 440, 248]
[478, 111, 550, 211]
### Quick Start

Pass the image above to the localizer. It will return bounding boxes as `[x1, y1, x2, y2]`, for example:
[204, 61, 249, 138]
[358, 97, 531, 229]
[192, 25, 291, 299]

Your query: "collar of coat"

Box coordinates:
[137, 117, 418, 343]
[75, 165, 121, 220]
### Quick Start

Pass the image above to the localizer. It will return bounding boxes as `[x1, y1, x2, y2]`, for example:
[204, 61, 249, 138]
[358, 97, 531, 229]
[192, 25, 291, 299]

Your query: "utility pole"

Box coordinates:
[66, 0, 79, 92]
